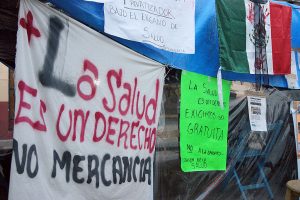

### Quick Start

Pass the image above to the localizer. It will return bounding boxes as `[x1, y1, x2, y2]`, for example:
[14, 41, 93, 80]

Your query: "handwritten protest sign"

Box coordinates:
[9, 0, 164, 199]
[104, 0, 195, 54]
[180, 71, 230, 171]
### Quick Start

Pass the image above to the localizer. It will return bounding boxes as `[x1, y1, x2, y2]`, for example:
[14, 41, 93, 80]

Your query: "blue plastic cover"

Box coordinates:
[48, 0, 300, 88]
[48, 0, 220, 77]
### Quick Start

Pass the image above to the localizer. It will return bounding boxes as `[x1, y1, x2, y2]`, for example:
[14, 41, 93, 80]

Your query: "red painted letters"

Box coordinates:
[15, 80, 47, 131]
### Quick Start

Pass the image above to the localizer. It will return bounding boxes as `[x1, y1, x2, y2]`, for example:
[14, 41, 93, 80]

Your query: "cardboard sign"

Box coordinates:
[104, 0, 195, 54]
[247, 96, 267, 132]
[9, 0, 164, 199]
[180, 71, 230, 172]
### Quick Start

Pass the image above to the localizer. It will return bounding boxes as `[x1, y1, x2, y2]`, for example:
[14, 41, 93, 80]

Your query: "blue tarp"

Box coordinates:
[49, 0, 220, 77]
[48, 0, 300, 88]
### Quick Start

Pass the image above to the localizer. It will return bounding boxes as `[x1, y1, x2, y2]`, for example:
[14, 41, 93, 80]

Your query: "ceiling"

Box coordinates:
[0, 0, 18, 69]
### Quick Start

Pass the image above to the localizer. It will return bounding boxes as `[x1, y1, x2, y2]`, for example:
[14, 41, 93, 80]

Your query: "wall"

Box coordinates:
[0, 63, 8, 101]
[0, 63, 9, 140]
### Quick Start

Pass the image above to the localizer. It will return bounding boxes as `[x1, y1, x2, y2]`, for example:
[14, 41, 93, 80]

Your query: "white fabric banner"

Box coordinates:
[9, 0, 164, 199]
[247, 96, 267, 132]
[104, 0, 195, 54]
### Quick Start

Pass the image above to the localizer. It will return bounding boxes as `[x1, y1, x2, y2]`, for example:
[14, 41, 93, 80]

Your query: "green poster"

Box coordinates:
[180, 71, 231, 172]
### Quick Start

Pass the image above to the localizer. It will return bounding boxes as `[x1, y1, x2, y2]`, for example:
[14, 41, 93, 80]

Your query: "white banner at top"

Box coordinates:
[104, 0, 195, 54]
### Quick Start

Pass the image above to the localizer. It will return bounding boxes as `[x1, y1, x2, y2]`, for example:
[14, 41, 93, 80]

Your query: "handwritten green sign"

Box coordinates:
[180, 71, 231, 172]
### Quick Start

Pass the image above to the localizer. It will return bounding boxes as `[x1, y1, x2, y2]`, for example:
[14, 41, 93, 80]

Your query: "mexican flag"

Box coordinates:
[216, 0, 292, 75]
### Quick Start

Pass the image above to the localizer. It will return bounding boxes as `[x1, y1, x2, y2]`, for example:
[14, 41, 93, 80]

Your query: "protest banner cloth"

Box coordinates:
[9, 0, 164, 199]
[180, 71, 231, 171]
[104, 0, 195, 54]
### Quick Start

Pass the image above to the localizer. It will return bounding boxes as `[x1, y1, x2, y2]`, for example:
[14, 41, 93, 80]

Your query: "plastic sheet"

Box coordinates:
[154, 76, 298, 200]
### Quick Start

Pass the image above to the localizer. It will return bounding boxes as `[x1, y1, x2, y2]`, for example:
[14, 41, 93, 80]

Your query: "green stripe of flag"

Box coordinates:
[216, 0, 250, 73]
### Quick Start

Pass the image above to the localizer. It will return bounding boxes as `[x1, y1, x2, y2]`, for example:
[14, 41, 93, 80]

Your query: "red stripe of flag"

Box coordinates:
[270, 2, 292, 75]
